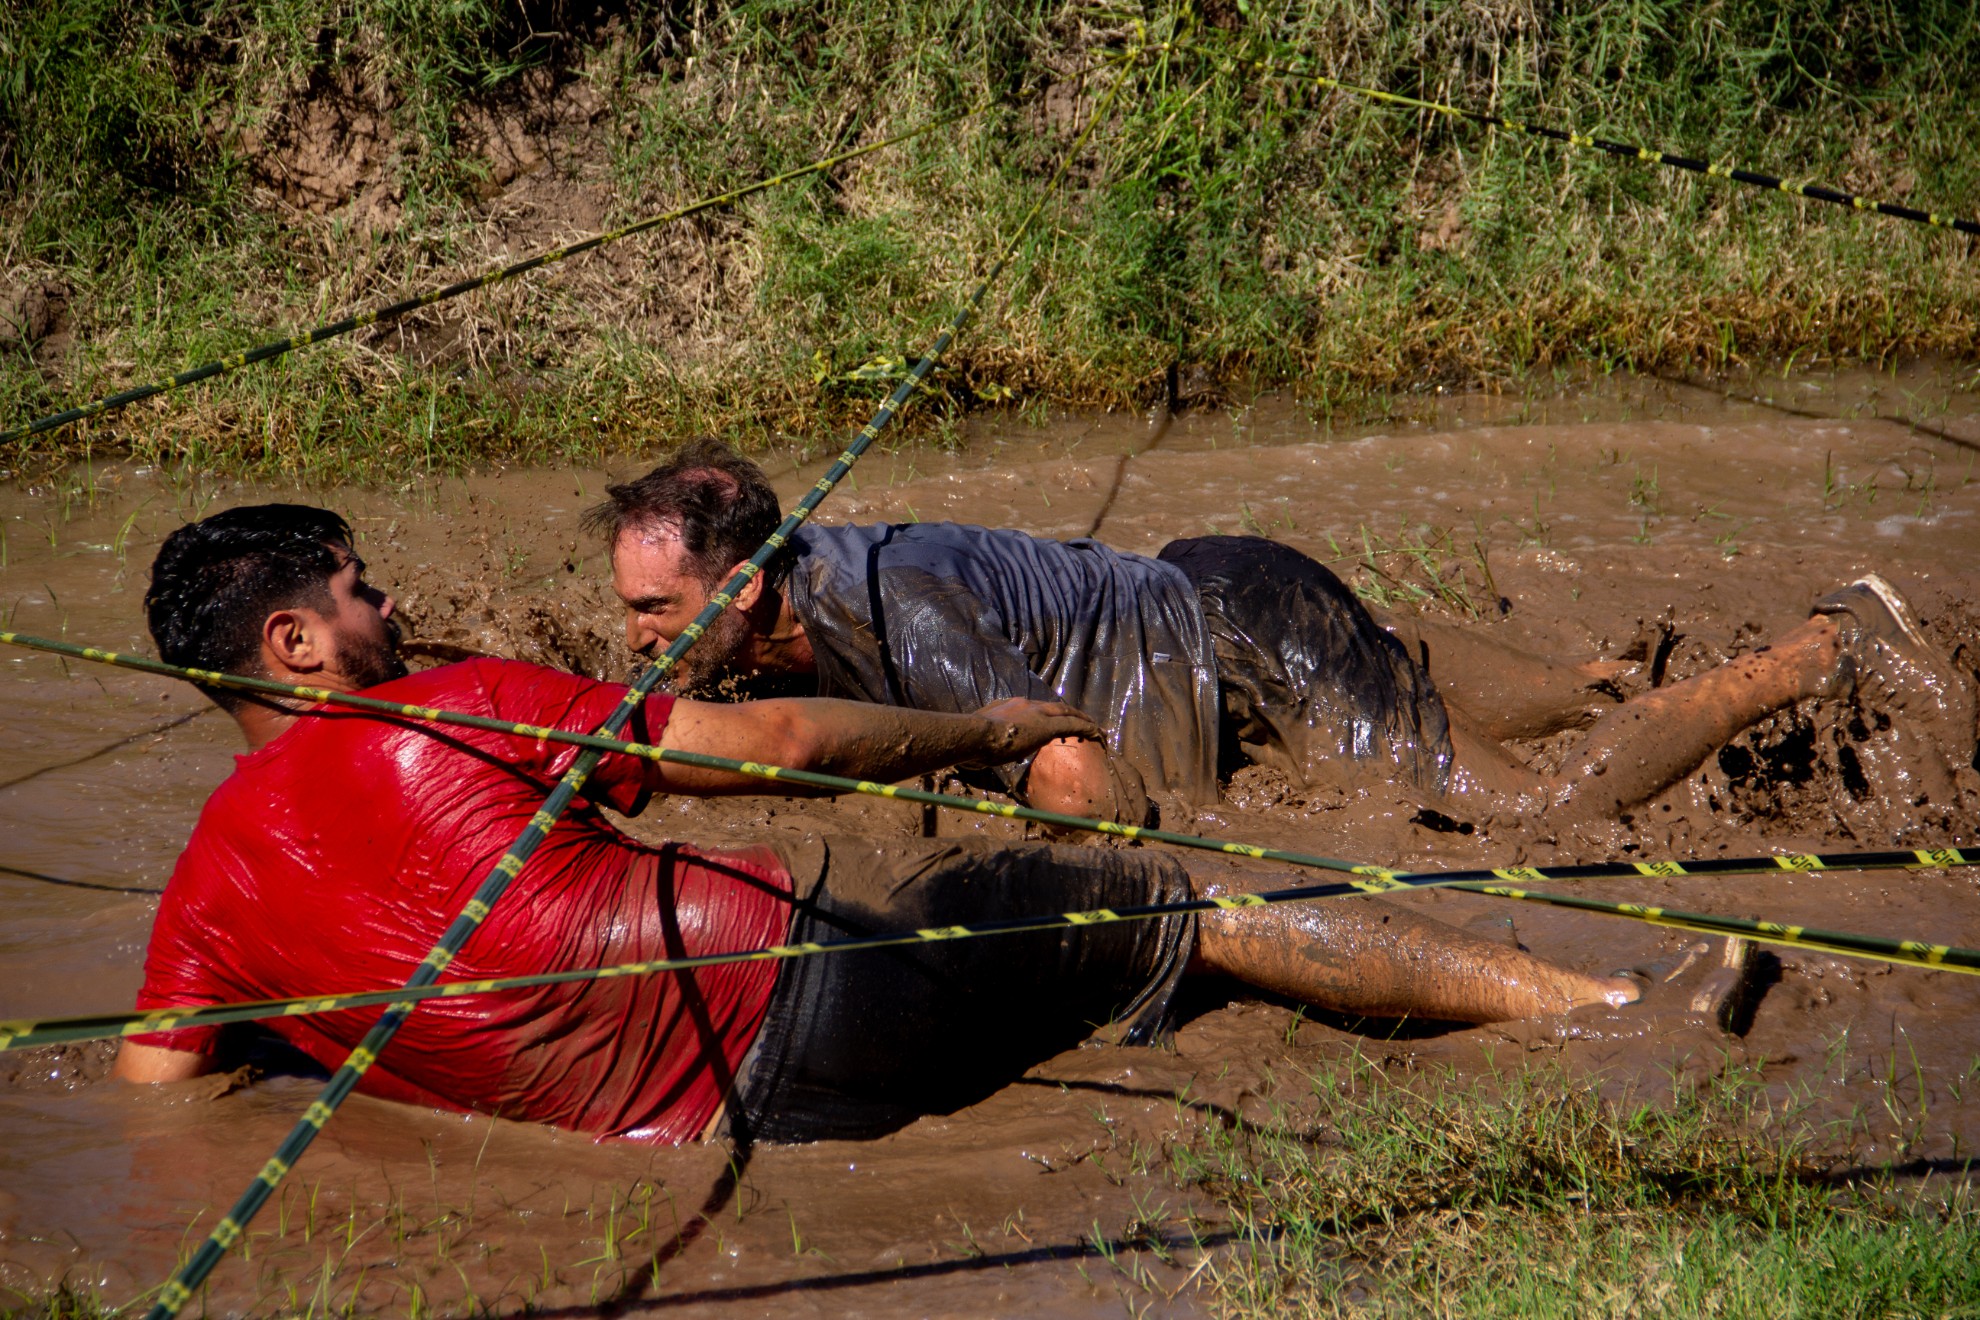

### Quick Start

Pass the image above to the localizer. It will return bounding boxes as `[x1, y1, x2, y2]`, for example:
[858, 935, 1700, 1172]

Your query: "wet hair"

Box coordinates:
[145, 503, 354, 711]
[582, 439, 785, 586]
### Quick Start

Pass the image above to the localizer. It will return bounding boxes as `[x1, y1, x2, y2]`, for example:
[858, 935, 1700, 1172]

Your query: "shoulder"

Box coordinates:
[790, 523, 882, 561]
[371, 657, 609, 711]
[826, 520, 1046, 569]
[367, 657, 504, 701]
[454, 658, 637, 732]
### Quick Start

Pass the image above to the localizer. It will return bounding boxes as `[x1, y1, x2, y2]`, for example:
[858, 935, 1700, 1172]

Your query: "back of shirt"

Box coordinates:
[785, 523, 1219, 803]
[132, 658, 791, 1142]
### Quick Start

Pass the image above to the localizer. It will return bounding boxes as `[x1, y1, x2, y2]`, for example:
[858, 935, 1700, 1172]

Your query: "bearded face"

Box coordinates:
[610, 523, 767, 695]
[657, 595, 755, 695]
[334, 609, 409, 690]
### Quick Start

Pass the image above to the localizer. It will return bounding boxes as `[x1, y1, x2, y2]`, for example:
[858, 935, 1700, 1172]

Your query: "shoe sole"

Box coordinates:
[1851, 573, 1934, 653]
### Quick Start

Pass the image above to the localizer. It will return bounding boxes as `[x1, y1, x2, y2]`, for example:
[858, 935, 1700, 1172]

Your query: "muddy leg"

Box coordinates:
[1442, 714, 1548, 802]
[1376, 610, 1628, 739]
[1544, 616, 1843, 821]
[1188, 869, 1634, 1023]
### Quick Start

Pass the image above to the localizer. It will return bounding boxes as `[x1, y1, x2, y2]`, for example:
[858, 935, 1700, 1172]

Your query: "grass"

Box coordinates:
[1, 0, 1977, 479]
[7, 1051, 1977, 1318]
[1320, 519, 1497, 618]
[1174, 1051, 1980, 1318]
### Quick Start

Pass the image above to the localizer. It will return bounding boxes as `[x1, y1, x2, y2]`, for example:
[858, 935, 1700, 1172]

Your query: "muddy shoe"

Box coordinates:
[1612, 936, 1757, 1034]
[1813, 575, 1975, 754]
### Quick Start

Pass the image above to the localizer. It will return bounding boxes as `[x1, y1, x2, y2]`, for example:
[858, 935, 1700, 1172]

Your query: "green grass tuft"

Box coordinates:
[1, 0, 1975, 478]
[1177, 1052, 1980, 1318]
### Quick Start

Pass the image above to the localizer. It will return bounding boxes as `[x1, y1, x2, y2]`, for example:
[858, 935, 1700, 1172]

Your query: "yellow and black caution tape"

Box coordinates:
[130, 51, 1143, 1320]
[11, 39, 1970, 455]
[4, 848, 1975, 1055]
[6, 624, 1978, 1059]
[1248, 54, 1979, 238]
[1451, 881, 1978, 970]
[16, 623, 1969, 891]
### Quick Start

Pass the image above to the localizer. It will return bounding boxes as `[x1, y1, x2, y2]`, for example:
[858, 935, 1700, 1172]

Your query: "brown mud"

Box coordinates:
[4, 364, 1980, 1316]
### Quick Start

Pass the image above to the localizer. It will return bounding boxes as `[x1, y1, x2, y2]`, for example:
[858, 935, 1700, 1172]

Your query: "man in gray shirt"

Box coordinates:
[585, 442, 1971, 830]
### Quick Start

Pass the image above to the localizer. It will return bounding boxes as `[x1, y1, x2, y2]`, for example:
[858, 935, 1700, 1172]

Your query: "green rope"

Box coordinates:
[1447, 880, 1977, 968]
[6, 849, 1974, 1054]
[20, 624, 1968, 887]
[1245, 53, 1979, 238]
[133, 51, 1141, 1320]
[4, 624, 1974, 1058]
[0, 107, 986, 447]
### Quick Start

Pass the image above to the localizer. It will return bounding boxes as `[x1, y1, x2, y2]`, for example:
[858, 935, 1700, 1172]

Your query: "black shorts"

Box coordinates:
[729, 836, 1196, 1144]
[1158, 536, 1454, 795]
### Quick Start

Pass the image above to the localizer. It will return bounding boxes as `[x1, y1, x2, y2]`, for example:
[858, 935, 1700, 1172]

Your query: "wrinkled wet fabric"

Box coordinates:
[1158, 537, 1455, 795]
[730, 836, 1198, 1143]
[785, 524, 1221, 802]
[132, 659, 792, 1143]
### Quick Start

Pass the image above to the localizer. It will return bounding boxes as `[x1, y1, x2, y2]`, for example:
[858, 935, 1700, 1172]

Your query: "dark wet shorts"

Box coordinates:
[1157, 536, 1454, 795]
[728, 836, 1197, 1144]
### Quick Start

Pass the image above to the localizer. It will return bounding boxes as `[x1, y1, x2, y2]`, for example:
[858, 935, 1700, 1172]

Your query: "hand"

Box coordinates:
[966, 698, 1102, 766]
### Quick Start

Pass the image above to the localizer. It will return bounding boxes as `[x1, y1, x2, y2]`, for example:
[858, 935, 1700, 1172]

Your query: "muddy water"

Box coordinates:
[4, 364, 1980, 1316]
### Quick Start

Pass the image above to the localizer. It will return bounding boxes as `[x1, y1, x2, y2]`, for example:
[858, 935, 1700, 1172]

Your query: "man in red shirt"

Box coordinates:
[117, 505, 1739, 1144]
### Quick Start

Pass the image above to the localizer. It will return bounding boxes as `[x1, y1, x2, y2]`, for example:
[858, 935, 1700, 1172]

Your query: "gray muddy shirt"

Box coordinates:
[784, 523, 1220, 803]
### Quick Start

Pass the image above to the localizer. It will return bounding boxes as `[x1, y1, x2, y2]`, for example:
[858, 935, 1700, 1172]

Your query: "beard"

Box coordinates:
[660, 601, 755, 696]
[336, 614, 409, 690]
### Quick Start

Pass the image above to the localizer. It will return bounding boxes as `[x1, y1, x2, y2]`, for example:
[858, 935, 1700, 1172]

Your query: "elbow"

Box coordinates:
[765, 703, 834, 775]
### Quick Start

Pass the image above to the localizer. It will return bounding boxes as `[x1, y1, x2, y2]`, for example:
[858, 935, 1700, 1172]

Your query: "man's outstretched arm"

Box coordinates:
[646, 695, 1101, 796]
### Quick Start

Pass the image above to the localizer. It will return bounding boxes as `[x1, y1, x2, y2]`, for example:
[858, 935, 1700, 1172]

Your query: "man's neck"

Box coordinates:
[231, 671, 356, 750]
[749, 587, 816, 675]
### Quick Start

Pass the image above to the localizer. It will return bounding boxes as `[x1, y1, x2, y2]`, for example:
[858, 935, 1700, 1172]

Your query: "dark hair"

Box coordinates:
[582, 439, 784, 586]
[145, 503, 354, 711]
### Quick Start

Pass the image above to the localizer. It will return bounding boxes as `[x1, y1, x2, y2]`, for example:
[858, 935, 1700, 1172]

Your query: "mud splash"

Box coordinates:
[4, 365, 1980, 1316]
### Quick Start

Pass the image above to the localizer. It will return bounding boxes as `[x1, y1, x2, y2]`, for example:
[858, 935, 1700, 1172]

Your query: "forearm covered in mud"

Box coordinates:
[649, 696, 1096, 796]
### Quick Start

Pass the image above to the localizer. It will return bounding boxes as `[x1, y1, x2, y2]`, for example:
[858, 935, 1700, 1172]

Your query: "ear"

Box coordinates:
[262, 607, 332, 676]
[730, 561, 767, 612]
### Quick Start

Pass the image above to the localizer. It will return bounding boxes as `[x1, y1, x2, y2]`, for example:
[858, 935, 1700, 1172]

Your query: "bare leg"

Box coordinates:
[1433, 616, 1844, 821]
[1375, 610, 1629, 739]
[1188, 867, 1634, 1023]
[1546, 616, 1841, 820]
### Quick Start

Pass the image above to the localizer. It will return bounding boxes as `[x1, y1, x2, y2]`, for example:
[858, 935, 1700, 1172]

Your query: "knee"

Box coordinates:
[1024, 740, 1150, 829]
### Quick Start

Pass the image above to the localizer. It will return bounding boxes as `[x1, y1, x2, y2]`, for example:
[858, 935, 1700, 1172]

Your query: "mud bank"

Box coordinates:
[4, 372, 1980, 1316]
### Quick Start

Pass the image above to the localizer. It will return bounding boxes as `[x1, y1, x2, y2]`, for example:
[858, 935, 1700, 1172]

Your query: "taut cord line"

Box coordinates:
[133, 48, 1141, 1320]
[1246, 54, 1980, 238]
[11, 623, 1968, 891]
[0, 105, 982, 446]
[3, 624, 1975, 1056]
[4, 858, 1974, 1054]
[5, 45, 1151, 448]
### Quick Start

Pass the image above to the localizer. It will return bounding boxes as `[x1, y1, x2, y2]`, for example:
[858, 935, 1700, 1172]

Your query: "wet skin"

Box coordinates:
[117, 537, 1104, 1085]
[609, 523, 1120, 820]
[1438, 615, 1847, 821]
[1190, 882, 1636, 1021]
[604, 524, 1643, 1021]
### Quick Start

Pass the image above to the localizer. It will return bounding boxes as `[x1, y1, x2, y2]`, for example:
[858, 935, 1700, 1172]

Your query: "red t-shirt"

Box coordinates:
[132, 658, 793, 1142]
